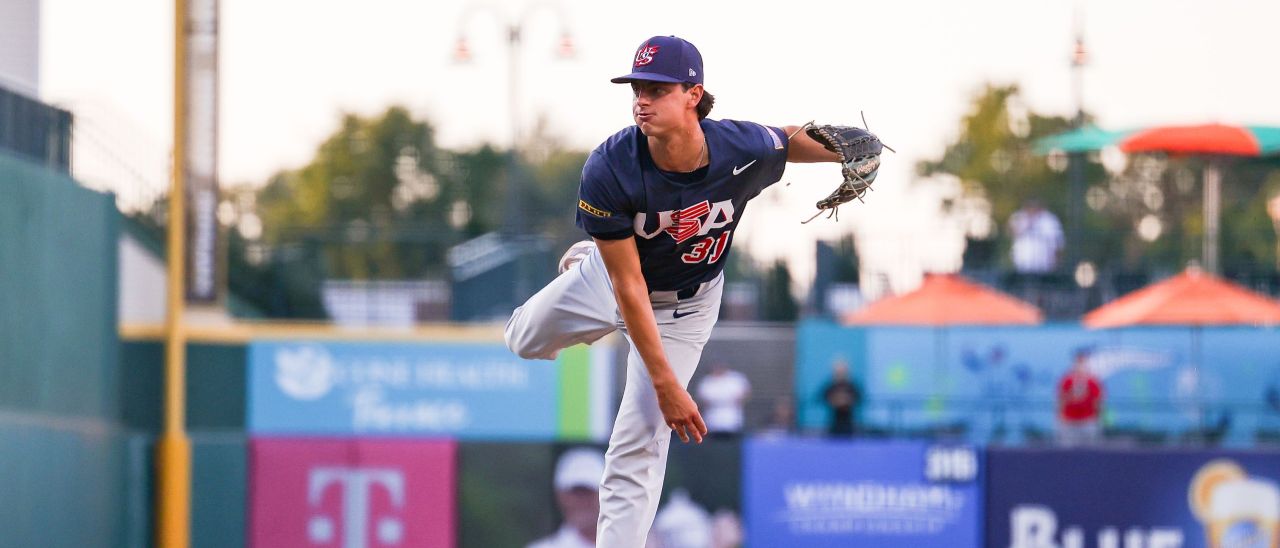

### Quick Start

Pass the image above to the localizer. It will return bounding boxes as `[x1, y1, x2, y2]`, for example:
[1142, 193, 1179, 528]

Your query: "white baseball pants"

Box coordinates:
[505, 246, 722, 548]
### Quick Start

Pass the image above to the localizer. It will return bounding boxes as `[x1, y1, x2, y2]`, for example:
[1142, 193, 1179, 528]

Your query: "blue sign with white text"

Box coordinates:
[248, 340, 559, 439]
[744, 438, 983, 548]
[986, 447, 1280, 548]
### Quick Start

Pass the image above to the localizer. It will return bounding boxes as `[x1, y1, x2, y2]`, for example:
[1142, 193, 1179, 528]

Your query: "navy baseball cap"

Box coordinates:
[611, 36, 704, 85]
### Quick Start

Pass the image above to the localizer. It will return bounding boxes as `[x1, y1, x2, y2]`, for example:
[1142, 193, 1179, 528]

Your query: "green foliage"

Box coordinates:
[202, 106, 587, 317]
[925, 84, 1280, 275]
[919, 84, 1125, 271]
[256, 107, 450, 279]
[831, 234, 860, 283]
[919, 85, 1074, 221]
[251, 106, 586, 281]
[524, 147, 592, 253]
[760, 259, 798, 321]
[1221, 158, 1280, 272]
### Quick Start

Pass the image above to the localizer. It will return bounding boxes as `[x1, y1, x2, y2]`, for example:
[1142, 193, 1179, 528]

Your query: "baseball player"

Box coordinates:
[505, 35, 884, 547]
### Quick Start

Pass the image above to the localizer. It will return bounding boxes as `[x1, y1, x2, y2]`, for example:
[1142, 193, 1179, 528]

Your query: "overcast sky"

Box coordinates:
[39, 0, 1280, 294]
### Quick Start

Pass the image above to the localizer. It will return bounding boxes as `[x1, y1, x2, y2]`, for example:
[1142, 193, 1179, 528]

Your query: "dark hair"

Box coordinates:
[682, 83, 715, 120]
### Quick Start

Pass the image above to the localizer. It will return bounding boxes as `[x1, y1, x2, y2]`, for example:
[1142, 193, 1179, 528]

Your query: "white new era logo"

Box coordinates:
[689, 68, 696, 77]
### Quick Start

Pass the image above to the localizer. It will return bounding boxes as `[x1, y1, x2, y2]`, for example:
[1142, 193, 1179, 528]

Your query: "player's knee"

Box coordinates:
[504, 309, 551, 360]
[506, 334, 541, 360]
[503, 323, 531, 357]
[510, 339, 556, 360]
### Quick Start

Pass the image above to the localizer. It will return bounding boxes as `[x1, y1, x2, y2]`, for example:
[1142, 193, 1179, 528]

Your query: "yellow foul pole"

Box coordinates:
[157, 0, 192, 543]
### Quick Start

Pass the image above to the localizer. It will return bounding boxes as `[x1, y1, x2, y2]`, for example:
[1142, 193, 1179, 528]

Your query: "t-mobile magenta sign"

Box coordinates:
[250, 438, 456, 548]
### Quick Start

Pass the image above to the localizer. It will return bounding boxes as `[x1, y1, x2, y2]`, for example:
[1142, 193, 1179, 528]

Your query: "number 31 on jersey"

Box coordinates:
[681, 230, 731, 264]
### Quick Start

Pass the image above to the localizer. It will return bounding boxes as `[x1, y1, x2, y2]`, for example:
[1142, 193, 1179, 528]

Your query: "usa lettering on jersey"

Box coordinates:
[633, 199, 735, 264]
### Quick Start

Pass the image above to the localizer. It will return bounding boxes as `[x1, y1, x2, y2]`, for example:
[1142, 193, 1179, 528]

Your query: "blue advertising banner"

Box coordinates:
[248, 341, 560, 439]
[987, 447, 1280, 548]
[744, 438, 983, 548]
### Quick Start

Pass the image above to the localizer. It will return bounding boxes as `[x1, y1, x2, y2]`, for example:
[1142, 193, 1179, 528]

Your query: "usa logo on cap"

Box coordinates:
[611, 35, 704, 85]
[634, 45, 660, 67]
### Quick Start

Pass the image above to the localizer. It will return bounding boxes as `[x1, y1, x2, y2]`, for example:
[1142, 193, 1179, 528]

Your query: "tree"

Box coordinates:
[256, 106, 456, 279]
[760, 259, 798, 321]
[831, 234, 860, 283]
[922, 84, 1280, 277]
[236, 106, 589, 317]
[919, 84, 1115, 271]
[1220, 157, 1280, 274]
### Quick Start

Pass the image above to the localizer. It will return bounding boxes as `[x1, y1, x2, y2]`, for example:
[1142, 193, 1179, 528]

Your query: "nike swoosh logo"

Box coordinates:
[672, 309, 696, 319]
[732, 159, 757, 176]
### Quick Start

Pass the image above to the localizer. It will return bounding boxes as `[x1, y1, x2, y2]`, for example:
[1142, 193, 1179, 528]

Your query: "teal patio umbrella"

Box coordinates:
[1033, 125, 1135, 154]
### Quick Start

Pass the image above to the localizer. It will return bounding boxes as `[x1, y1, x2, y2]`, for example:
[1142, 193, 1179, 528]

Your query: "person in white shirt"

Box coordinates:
[1007, 198, 1064, 274]
[528, 448, 606, 548]
[650, 489, 713, 548]
[694, 362, 751, 438]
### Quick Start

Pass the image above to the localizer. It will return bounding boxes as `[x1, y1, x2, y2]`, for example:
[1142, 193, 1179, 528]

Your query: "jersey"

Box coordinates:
[575, 119, 789, 291]
[1058, 372, 1102, 423]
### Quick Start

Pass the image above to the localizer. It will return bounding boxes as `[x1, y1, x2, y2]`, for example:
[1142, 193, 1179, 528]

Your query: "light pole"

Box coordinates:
[453, 2, 575, 237]
[1066, 7, 1087, 272]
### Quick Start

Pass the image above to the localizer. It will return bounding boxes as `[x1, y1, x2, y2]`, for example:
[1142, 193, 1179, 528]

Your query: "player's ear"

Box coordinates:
[687, 84, 703, 108]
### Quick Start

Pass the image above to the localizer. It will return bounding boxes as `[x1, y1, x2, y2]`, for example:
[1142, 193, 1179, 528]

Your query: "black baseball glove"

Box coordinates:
[801, 123, 890, 223]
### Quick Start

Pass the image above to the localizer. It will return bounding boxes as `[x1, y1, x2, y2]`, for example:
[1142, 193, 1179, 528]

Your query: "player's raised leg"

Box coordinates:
[505, 242, 618, 360]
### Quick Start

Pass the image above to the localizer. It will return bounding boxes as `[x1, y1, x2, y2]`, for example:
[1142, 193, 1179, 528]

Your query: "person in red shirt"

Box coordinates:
[1056, 349, 1103, 446]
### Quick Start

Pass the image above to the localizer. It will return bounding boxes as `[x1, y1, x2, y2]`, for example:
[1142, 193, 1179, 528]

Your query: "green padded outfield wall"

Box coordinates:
[0, 151, 130, 546]
[119, 341, 249, 548]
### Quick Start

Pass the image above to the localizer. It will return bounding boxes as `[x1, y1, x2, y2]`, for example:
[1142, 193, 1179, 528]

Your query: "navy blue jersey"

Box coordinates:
[575, 118, 789, 291]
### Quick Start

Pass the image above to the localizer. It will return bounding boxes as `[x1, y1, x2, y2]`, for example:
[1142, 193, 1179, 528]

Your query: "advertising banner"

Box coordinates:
[183, 0, 221, 303]
[249, 438, 456, 548]
[248, 341, 611, 440]
[987, 447, 1280, 548]
[744, 438, 983, 548]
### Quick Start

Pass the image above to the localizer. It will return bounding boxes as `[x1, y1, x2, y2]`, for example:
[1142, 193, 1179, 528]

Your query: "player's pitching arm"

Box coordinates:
[595, 236, 708, 444]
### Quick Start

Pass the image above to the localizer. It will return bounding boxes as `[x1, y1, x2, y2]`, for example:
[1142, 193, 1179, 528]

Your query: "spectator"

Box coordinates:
[528, 448, 605, 548]
[709, 508, 744, 548]
[1008, 198, 1064, 274]
[821, 358, 862, 437]
[650, 489, 712, 548]
[1056, 349, 1103, 446]
[695, 362, 751, 439]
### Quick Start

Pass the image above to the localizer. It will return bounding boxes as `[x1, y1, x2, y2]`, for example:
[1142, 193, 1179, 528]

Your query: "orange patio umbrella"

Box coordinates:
[1083, 267, 1280, 328]
[843, 273, 1043, 326]
[1082, 267, 1280, 388]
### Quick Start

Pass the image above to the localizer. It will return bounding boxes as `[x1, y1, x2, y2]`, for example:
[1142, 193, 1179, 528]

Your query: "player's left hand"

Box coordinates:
[802, 123, 891, 223]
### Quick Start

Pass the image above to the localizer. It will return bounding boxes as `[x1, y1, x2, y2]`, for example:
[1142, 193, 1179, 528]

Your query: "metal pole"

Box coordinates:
[505, 23, 533, 300]
[1067, 153, 1084, 269]
[157, 0, 192, 544]
[1203, 161, 1222, 274]
[1066, 14, 1087, 271]
[504, 24, 523, 237]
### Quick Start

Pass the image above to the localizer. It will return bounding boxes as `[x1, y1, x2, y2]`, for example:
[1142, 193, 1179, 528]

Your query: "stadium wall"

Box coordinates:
[0, 151, 129, 546]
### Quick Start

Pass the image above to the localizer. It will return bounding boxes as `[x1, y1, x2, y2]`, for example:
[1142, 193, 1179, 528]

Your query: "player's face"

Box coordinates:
[631, 81, 699, 136]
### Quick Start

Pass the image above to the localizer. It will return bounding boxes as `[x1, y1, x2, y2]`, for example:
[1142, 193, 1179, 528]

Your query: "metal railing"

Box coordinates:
[0, 84, 72, 172]
[841, 396, 1280, 447]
